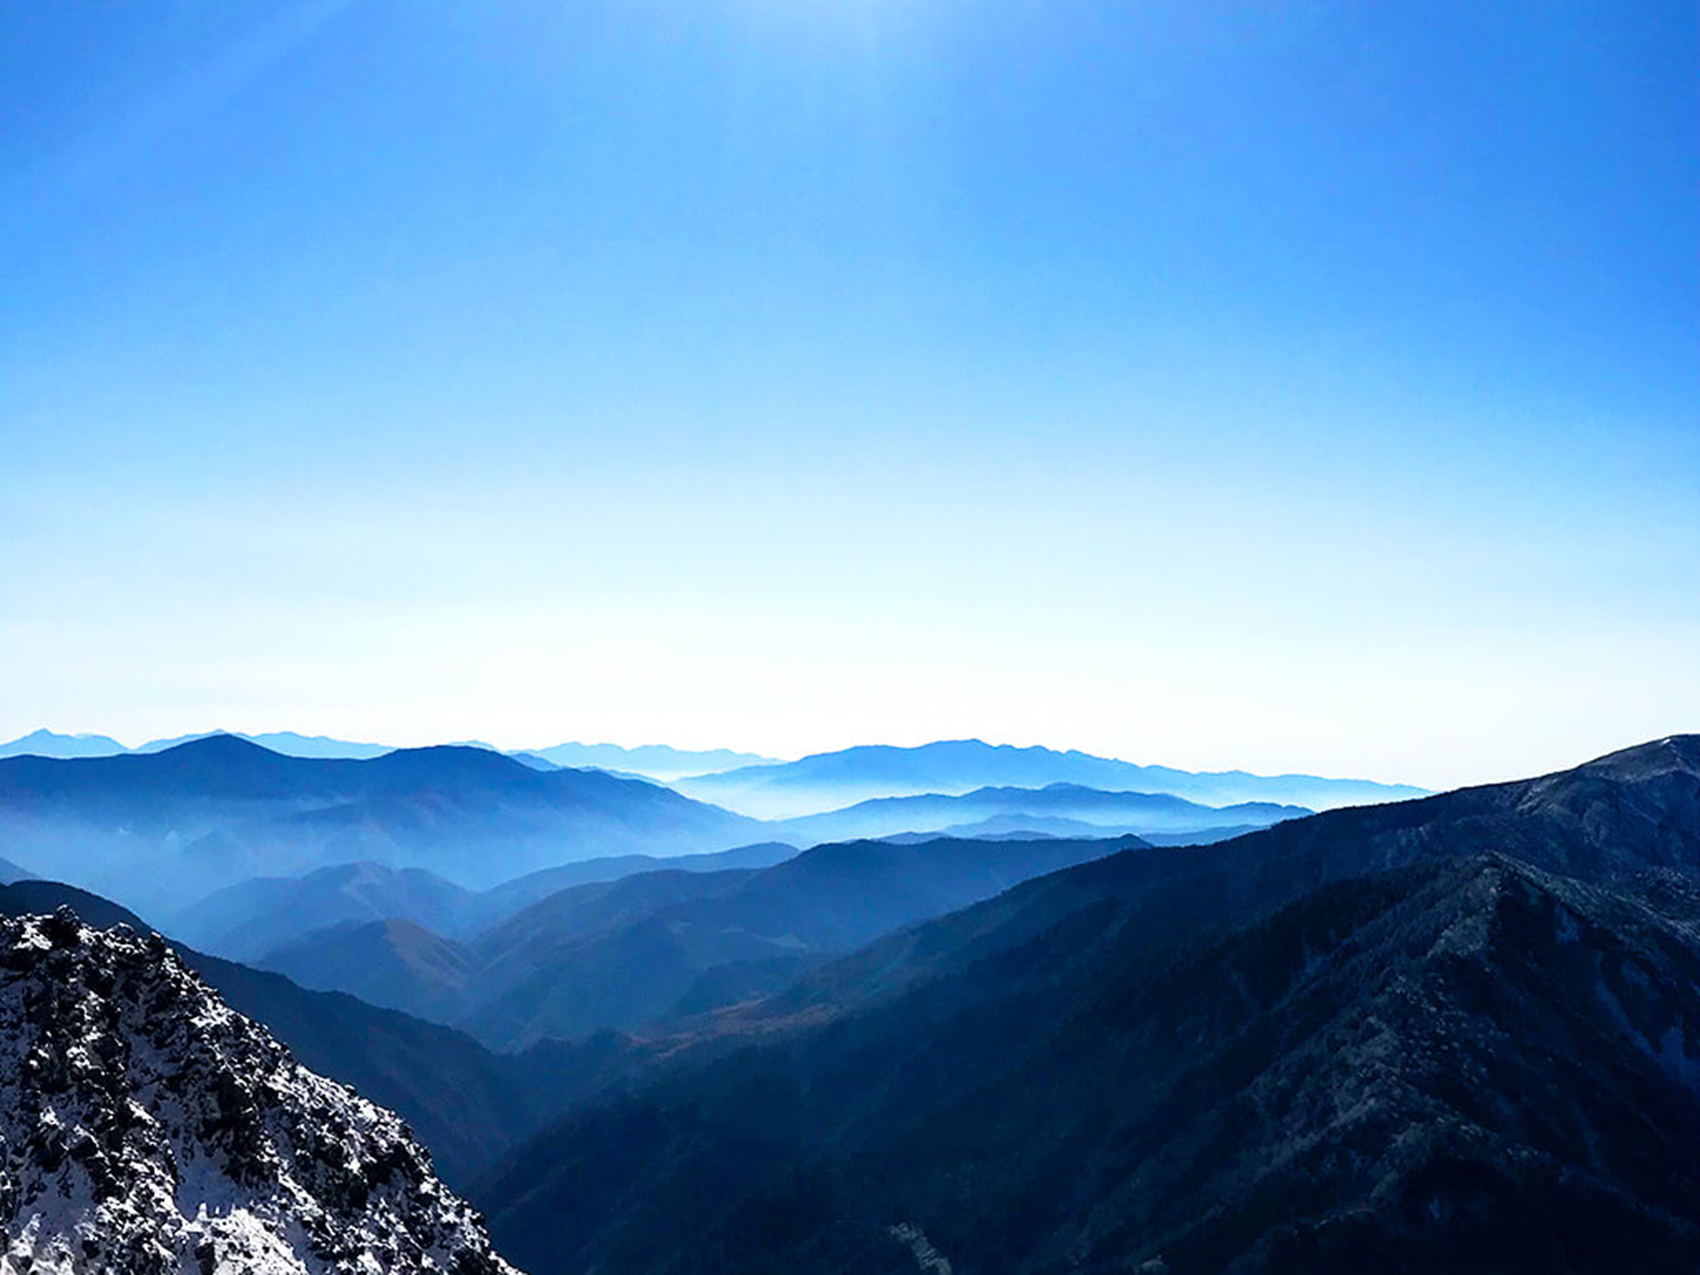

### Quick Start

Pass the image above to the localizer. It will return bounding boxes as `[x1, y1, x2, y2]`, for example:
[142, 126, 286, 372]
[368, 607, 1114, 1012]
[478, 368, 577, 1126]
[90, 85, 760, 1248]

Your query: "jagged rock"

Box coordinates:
[0, 907, 520, 1274]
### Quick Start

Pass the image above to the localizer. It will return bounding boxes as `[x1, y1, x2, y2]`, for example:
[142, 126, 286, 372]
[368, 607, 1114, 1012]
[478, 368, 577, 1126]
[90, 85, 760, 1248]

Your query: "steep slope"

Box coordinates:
[479, 854, 1700, 1274]
[477, 842, 798, 920]
[255, 835, 1140, 1048]
[0, 735, 763, 912]
[739, 734, 1700, 1027]
[463, 833, 1142, 1048]
[261, 920, 482, 1024]
[473, 735, 1700, 1273]
[675, 739, 1423, 818]
[170, 863, 486, 961]
[0, 881, 598, 1188]
[170, 844, 800, 965]
[775, 782, 1307, 844]
[0, 907, 520, 1273]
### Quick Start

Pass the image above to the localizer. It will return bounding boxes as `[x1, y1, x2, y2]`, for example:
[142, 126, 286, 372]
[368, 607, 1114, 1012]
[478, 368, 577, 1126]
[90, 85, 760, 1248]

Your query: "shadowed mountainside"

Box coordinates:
[260, 834, 1143, 1049]
[473, 736, 1700, 1274]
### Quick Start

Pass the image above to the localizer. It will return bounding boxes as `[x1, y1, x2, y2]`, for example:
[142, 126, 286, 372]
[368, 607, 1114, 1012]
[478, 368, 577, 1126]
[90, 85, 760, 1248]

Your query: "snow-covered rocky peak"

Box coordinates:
[0, 907, 521, 1274]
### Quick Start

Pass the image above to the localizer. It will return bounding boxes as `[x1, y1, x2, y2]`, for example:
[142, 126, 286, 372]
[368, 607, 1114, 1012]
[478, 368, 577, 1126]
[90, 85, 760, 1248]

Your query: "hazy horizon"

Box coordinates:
[7, 720, 1690, 794]
[6, 1, 1696, 793]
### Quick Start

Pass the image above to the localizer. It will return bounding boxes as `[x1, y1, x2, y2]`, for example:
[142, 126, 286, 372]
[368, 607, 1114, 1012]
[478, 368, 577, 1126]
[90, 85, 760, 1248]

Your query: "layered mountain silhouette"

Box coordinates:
[0, 728, 129, 759]
[471, 736, 1700, 1274]
[257, 834, 1141, 1049]
[135, 729, 400, 758]
[9, 733, 1699, 1272]
[674, 739, 1426, 818]
[524, 742, 782, 780]
[0, 906, 523, 1272]
[774, 782, 1308, 845]
[474, 841, 798, 917]
[168, 843, 800, 962]
[0, 735, 764, 913]
[170, 862, 489, 962]
[6, 736, 1341, 946]
[0, 728, 781, 779]
[0, 728, 403, 760]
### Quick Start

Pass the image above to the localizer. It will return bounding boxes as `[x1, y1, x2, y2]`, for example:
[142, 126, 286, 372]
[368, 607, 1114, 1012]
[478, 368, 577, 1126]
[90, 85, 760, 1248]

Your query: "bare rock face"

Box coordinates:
[0, 906, 522, 1274]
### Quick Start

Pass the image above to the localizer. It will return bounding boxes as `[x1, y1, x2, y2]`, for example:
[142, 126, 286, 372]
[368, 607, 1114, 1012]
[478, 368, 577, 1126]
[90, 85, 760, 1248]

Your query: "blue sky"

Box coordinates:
[3, 0, 1696, 788]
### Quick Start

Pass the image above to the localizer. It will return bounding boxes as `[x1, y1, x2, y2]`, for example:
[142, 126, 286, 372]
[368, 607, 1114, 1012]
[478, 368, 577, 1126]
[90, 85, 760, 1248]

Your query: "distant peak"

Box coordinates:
[159, 731, 273, 756]
[1581, 734, 1700, 780]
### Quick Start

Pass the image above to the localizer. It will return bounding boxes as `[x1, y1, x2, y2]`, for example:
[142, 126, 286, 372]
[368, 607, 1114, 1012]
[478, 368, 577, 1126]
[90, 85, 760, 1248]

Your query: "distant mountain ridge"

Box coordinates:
[525, 741, 782, 780]
[0, 734, 763, 913]
[1, 731, 1428, 813]
[137, 728, 399, 758]
[0, 727, 783, 779]
[4, 733, 1387, 930]
[0, 727, 130, 758]
[0, 728, 401, 759]
[675, 738, 1426, 818]
[775, 781, 1308, 844]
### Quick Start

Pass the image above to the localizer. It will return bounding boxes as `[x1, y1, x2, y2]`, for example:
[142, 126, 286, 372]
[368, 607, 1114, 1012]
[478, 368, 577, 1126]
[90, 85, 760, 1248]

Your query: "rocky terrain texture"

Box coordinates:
[0, 907, 520, 1274]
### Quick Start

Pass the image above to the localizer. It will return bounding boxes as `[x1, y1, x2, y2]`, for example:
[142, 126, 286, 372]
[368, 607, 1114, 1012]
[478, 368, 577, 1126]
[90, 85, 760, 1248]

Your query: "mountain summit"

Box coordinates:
[673, 739, 1426, 818]
[0, 907, 520, 1274]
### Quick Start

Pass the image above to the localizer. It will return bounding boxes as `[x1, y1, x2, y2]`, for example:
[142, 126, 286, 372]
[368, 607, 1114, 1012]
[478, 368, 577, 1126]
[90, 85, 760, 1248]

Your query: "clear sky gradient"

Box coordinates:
[4, 0, 1697, 789]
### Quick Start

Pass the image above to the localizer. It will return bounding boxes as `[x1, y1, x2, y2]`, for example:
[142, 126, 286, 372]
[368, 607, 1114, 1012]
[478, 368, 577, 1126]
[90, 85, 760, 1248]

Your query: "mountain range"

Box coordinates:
[0, 877, 603, 1190]
[167, 842, 800, 962]
[673, 739, 1427, 818]
[0, 735, 764, 913]
[0, 728, 779, 781]
[522, 741, 782, 779]
[255, 833, 1142, 1049]
[0, 728, 132, 759]
[4, 734, 1699, 1271]
[469, 735, 1700, 1274]
[0, 735, 1369, 928]
[1, 729, 1424, 816]
[773, 782, 1308, 844]
[0, 727, 400, 760]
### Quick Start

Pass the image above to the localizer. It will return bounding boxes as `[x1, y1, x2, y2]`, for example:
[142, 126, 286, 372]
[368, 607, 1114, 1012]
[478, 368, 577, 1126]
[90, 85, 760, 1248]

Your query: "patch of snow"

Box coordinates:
[0, 908, 521, 1273]
[889, 1222, 953, 1275]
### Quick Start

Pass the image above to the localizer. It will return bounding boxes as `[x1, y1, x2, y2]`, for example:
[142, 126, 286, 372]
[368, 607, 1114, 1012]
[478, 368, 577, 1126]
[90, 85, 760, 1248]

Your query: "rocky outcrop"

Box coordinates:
[0, 907, 520, 1274]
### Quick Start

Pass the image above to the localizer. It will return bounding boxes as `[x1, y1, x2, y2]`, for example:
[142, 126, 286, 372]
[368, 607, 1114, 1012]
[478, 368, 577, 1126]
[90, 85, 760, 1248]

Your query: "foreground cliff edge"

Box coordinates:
[0, 907, 520, 1275]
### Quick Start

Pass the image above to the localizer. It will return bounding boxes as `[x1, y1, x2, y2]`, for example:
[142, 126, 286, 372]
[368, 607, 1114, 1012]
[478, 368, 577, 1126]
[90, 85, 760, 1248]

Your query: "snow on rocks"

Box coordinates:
[0, 907, 521, 1274]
